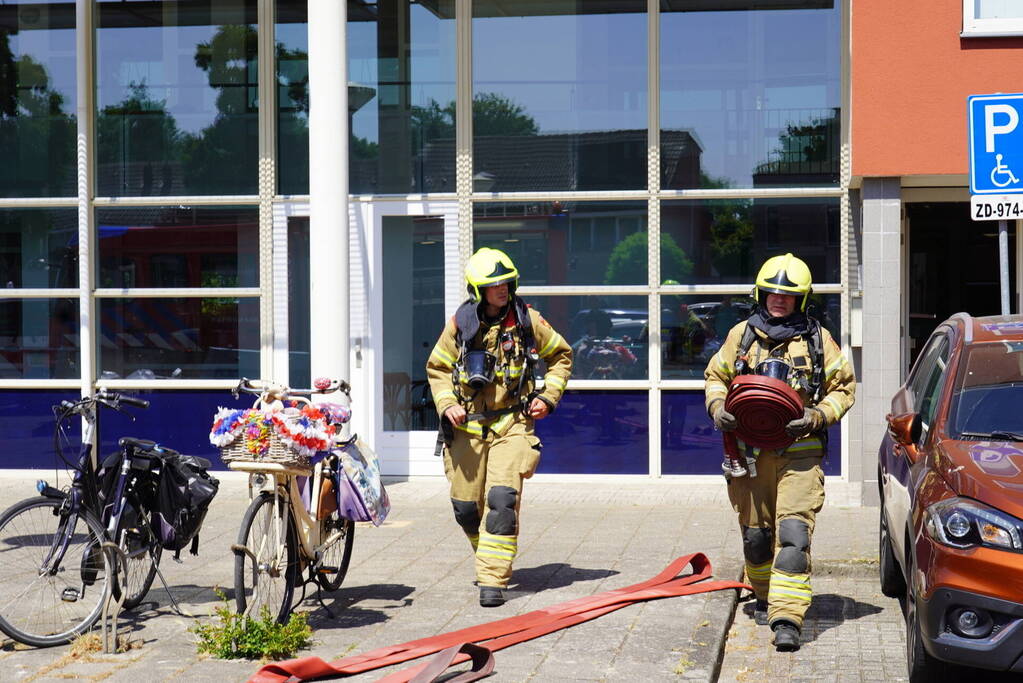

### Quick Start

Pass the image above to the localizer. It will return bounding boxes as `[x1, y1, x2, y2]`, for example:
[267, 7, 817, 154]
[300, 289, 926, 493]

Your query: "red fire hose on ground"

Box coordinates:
[248, 553, 750, 683]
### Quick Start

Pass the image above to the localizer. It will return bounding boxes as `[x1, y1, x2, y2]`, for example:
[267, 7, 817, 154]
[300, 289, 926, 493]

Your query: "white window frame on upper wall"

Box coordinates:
[962, 0, 1023, 37]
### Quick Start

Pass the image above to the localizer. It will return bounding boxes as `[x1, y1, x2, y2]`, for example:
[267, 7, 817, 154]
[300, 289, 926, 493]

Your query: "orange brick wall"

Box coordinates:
[852, 1, 1023, 178]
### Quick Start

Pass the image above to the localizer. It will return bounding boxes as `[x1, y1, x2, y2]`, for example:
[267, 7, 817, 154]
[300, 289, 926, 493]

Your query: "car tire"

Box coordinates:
[904, 552, 945, 683]
[879, 497, 906, 598]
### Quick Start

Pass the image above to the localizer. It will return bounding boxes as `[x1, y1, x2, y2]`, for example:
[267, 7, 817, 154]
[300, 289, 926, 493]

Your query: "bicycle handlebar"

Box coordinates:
[232, 377, 351, 401]
[58, 391, 150, 416]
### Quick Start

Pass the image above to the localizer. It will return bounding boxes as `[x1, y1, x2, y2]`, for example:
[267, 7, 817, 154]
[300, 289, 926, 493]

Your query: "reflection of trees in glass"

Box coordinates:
[756, 108, 839, 177]
[97, 24, 258, 196]
[185, 25, 258, 194]
[0, 34, 75, 196]
[700, 171, 754, 276]
[412, 92, 538, 142]
[97, 82, 185, 195]
[604, 232, 692, 285]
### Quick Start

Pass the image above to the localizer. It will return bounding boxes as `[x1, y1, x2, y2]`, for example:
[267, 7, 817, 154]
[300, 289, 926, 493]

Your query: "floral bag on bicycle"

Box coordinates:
[333, 437, 390, 527]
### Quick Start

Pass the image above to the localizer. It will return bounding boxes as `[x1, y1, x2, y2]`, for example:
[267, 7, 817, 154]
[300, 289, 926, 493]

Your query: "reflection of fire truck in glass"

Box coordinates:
[91, 211, 259, 379]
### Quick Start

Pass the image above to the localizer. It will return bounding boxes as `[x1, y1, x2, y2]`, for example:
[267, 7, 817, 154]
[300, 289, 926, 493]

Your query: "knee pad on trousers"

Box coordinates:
[742, 526, 773, 565]
[485, 486, 518, 535]
[775, 518, 810, 573]
[451, 499, 481, 533]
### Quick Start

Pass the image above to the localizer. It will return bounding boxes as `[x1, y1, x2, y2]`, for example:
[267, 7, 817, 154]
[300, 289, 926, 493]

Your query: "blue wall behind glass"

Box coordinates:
[97, 391, 250, 468]
[0, 391, 81, 469]
[535, 390, 648, 474]
[661, 392, 841, 475]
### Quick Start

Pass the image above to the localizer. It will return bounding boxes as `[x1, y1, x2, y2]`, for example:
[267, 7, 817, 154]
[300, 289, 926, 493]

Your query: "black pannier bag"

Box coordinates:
[154, 455, 219, 558]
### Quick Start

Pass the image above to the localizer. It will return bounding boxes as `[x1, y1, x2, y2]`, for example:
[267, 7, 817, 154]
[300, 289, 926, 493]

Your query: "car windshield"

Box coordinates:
[949, 341, 1023, 438]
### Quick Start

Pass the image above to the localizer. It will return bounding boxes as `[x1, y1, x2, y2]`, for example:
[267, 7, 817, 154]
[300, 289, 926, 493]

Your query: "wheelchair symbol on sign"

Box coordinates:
[991, 154, 1020, 188]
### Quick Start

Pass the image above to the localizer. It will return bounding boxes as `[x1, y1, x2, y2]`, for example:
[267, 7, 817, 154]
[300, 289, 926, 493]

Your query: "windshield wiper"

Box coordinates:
[958, 430, 1023, 441]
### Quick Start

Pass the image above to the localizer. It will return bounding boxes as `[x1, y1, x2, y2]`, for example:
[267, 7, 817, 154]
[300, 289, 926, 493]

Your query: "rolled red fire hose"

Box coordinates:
[724, 374, 803, 451]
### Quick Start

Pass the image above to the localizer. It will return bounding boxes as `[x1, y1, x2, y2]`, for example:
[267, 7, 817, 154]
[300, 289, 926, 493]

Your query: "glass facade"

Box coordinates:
[0, 2, 76, 197]
[95, 0, 259, 196]
[0, 2, 848, 477]
[661, 1, 840, 190]
[276, 0, 457, 195]
[472, 2, 647, 192]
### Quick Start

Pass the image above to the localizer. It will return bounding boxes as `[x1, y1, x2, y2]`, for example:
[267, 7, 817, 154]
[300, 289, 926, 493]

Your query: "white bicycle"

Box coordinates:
[226, 378, 356, 623]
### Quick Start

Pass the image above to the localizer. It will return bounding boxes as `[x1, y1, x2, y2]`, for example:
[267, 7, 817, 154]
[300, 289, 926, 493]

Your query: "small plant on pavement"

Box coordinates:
[191, 591, 312, 660]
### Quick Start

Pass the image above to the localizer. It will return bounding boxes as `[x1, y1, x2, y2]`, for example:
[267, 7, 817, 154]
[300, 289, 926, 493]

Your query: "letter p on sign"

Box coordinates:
[986, 104, 1019, 153]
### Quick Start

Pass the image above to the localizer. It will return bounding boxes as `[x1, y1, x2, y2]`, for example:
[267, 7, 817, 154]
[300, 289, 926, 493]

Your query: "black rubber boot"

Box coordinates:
[479, 586, 505, 607]
[753, 599, 769, 626]
[771, 620, 801, 651]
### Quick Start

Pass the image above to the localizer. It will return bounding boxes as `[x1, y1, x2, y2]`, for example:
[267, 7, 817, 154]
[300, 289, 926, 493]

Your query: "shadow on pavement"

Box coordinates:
[304, 583, 416, 630]
[507, 563, 619, 601]
[737, 592, 883, 643]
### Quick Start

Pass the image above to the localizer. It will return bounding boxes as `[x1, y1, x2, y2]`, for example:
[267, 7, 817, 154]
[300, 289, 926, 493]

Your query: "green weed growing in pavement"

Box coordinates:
[191, 590, 312, 660]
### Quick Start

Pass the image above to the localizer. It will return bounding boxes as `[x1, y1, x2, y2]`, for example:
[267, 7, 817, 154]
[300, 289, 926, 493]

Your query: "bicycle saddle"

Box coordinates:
[118, 437, 180, 458]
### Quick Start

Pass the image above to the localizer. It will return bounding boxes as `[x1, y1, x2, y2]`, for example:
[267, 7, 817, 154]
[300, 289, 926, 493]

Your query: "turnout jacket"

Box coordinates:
[704, 321, 856, 454]
[426, 301, 573, 438]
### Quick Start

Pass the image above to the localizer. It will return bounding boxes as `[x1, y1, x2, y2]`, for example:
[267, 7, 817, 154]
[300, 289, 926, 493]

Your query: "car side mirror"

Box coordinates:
[886, 412, 921, 461]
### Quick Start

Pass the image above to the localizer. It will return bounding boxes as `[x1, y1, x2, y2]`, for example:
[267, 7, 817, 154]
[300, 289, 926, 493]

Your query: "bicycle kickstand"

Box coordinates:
[151, 554, 189, 617]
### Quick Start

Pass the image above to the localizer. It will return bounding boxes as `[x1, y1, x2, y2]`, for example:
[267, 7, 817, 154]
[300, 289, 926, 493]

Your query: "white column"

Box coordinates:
[76, 0, 95, 397]
[308, 1, 349, 385]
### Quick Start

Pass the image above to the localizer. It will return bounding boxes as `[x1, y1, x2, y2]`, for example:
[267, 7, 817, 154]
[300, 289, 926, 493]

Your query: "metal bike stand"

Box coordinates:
[99, 542, 127, 654]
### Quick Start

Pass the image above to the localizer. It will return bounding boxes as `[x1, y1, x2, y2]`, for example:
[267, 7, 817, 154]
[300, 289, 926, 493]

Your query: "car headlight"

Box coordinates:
[924, 498, 1023, 551]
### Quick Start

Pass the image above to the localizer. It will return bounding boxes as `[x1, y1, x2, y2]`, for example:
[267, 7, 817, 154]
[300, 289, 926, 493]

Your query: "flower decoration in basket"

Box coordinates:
[210, 405, 337, 459]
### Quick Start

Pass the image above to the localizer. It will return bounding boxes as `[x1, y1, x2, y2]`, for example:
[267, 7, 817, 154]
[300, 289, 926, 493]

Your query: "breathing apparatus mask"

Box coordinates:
[463, 350, 497, 390]
[754, 358, 791, 383]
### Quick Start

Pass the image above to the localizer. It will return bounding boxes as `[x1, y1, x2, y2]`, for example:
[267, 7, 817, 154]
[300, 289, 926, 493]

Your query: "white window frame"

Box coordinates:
[962, 0, 1023, 37]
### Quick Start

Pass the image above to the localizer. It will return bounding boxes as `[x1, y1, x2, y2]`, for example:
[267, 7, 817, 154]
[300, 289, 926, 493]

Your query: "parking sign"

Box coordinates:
[969, 93, 1023, 220]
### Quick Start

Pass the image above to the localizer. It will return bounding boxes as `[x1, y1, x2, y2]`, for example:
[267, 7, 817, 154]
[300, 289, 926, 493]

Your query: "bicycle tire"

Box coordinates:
[0, 496, 111, 647]
[115, 497, 161, 610]
[315, 514, 354, 592]
[234, 492, 298, 624]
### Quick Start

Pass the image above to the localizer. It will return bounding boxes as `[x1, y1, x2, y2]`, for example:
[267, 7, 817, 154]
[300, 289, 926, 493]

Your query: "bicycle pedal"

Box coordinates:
[316, 565, 338, 575]
[61, 587, 81, 603]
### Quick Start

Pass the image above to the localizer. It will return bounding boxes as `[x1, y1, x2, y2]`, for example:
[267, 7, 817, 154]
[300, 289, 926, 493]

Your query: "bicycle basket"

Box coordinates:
[210, 406, 335, 469]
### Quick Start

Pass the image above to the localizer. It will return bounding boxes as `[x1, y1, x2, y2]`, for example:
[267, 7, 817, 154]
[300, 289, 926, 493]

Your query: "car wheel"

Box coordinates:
[879, 498, 906, 598]
[905, 575, 943, 681]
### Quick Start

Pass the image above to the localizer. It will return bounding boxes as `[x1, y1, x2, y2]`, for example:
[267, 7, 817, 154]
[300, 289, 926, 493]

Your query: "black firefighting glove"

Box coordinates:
[710, 399, 737, 432]
[785, 406, 826, 438]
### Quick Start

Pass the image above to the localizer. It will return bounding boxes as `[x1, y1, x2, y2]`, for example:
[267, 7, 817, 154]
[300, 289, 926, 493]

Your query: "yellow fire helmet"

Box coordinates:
[754, 252, 813, 312]
[465, 247, 519, 301]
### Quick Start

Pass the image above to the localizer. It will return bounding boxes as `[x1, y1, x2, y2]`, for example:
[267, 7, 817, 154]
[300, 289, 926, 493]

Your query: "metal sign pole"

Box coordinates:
[1000, 219, 1011, 314]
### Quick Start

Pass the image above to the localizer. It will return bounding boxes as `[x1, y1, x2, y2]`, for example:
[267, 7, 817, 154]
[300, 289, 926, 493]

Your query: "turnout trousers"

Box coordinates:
[443, 420, 542, 588]
[726, 448, 825, 629]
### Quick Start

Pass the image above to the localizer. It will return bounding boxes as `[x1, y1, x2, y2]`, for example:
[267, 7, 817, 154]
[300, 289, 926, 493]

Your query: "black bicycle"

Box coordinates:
[0, 391, 195, 647]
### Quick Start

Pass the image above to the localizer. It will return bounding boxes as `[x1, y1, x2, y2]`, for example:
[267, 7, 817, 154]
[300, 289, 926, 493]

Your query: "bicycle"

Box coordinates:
[223, 378, 356, 623]
[0, 391, 196, 647]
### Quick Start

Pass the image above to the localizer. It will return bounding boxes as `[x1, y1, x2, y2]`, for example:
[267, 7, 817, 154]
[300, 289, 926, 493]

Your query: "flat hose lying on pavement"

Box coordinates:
[249, 552, 751, 683]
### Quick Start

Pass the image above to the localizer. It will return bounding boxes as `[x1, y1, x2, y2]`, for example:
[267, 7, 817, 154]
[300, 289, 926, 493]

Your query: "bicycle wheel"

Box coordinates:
[115, 498, 161, 611]
[234, 492, 298, 624]
[0, 496, 111, 647]
[315, 513, 354, 592]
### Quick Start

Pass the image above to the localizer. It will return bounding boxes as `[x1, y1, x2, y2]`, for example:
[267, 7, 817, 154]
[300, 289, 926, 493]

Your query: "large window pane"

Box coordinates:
[0, 2, 76, 197]
[660, 293, 840, 379]
[96, 1, 259, 196]
[535, 390, 648, 474]
[98, 297, 259, 379]
[474, 201, 647, 286]
[287, 216, 310, 388]
[661, 2, 840, 189]
[276, 1, 456, 196]
[0, 298, 78, 379]
[661, 197, 840, 284]
[382, 215, 444, 431]
[661, 391, 840, 475]
[528, 295, 648, 381]
[95, 206, 257, 288]
[473, 2, 647, 192]
[0, 209, 78, 288]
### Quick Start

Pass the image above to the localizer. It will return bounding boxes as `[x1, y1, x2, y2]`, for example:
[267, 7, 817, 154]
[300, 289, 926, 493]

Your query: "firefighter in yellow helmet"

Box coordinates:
[703, 253, 855, 651]
[426, 247, 572, 607]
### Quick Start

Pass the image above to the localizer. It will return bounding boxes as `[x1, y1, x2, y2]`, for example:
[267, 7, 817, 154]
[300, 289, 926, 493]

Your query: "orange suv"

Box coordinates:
[879, 313, 1023, 681]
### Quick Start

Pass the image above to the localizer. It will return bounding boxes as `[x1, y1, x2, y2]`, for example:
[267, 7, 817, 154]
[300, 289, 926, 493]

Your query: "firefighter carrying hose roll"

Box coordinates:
[703, 253, 856, 652]
[426, 248, 572, 607]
